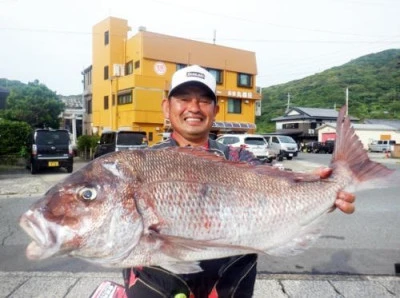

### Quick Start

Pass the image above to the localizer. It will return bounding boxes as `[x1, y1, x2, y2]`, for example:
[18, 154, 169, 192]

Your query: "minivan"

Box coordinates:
[263, 134, 298, 160]
[368, 140, 396, 152]
[216, 134, 276, 162]
[93, 130, 148, 158]
[27, 129, 74, 174]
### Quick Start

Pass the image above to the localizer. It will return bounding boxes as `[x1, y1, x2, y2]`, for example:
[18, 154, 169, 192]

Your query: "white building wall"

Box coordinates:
[318, 126, 400, 150]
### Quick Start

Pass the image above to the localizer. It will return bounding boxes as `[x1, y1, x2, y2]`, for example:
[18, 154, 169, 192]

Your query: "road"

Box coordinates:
[0, 153, 399, 276]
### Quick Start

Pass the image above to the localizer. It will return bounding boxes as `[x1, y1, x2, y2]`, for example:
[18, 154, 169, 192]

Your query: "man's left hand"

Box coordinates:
[315, 167, 356, 214]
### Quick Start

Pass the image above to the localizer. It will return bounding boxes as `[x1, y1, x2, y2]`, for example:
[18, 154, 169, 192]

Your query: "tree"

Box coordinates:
[2, 80, 65, 128]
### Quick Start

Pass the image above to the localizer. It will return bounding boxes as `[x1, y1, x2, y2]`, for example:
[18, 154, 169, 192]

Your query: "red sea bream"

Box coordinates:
[19, 106, 396, 273]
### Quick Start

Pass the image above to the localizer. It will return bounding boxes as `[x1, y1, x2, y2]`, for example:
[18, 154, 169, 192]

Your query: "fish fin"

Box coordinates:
[254, 165, 322, 183]
[159, 262, 203, 274]
[332, 105, 396, 190]
[266, 215, 328, 257]
[148, 230, 265, 256]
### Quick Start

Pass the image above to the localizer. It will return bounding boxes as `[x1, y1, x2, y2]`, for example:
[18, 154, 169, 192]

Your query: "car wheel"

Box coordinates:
[66, 164, 73, 173]
[30, 161, 38, 175]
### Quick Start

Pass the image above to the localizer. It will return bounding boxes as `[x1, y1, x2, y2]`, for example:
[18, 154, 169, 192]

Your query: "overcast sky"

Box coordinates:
[1, 0, 399, 95]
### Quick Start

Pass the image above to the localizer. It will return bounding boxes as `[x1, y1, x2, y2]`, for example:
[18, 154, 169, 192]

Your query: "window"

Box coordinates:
[118, 93, 132, 105]
[207, 68, 223, 84]
[104, 65, 109, 80]
[104, 31, 109, 45]
[176, 63, 187, 70]
[237, 73, 252, 88]
[104, 96, 109, 110]
[227, 98, 241, 114]
[87, 99, 92, 114]
[125, 61, 133, 75]
[148, 132, 153, 142]
[282, 123, 299, 129]
[134, 60, 140, 69]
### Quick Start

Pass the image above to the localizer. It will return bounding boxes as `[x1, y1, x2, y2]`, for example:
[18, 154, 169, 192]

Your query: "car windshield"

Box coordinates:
[117, 132, 146, 145]
[245, 138, 266, 146]
[279, 136, 296, 143]
[36, 131, 69, 145]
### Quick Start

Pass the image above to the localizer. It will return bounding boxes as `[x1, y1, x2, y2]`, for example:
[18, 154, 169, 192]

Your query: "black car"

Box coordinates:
[27, 129, 74, 174]
[304, 140, 335, 154]
[93, 130, 148, 159]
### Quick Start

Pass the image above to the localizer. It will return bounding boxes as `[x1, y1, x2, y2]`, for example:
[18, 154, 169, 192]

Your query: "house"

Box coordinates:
[87, 17, 261, 145]
[270, 107, 358, 143]
[316, 123, 400, 150]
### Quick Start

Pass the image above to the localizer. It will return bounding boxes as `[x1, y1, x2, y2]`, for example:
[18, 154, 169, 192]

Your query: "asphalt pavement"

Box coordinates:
[1, 154, 399, 297]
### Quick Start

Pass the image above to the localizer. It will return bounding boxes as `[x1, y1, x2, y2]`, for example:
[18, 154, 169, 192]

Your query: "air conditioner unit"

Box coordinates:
[113, 64, 124, 77]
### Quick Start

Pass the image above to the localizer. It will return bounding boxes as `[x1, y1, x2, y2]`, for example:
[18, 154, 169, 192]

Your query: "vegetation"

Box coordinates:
[256, 49, 400, 133]
[77, 135, 100, 160]
[0, 119, 32, 165]
[0, 79, 64, 129]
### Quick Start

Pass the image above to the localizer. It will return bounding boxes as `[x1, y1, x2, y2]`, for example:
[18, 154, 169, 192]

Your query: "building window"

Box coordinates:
[125, 61, 133, 75]
[104, 65, 109, 80]
[228, 98, 241, 114]
[104, 31, 109, 45]
[87, 99, 92, 114]
[118, 93, 132, 105]
[282, 123, 299, 129]
[104, 96, 109, 110]
[134, 60, 140, 69]
[148, 132, 153, 142]
[176, 63, 187, 70]
[207, 68, 223, 84]
[237, 73, 252, 88]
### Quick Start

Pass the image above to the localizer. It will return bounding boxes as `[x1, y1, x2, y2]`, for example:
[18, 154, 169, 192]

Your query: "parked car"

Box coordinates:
[93, 130, 148, 159]
[304, 140, 335, 154]
[216, 134, 276, 162]
[263, 134, 298, 161]
[26, 128, 74, 174]
[368, 140, 396, 152]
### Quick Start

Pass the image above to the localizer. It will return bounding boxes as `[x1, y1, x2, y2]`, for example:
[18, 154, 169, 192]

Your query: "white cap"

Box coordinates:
[168, 65, 217, 102]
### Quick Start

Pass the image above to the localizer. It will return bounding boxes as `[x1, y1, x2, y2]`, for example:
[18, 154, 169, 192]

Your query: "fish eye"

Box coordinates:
[79, 188, 97, 201]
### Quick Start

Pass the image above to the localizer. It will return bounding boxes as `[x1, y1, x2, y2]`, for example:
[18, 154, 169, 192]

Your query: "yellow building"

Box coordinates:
[89, 16, 261, 145]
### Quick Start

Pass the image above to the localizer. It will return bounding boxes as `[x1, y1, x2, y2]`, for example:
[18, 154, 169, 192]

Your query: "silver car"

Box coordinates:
[216, 134, 276, 162]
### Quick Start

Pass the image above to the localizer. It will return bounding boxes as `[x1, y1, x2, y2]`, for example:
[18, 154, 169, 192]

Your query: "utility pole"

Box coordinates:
[286, 92, 291, 112]
[345, 87, 349, 116]
[213, 30, 216, 45]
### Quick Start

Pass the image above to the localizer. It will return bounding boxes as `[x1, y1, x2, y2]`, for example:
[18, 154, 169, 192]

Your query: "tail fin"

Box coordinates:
[332, 105, 395, 189]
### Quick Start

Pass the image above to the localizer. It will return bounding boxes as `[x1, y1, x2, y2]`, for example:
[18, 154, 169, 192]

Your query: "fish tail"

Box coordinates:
[332, 105, 395, 188]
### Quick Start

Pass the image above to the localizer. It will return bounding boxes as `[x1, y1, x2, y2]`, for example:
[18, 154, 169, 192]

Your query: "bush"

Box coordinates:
[0, 119, 32, 156]
[77, 135, 100, 159]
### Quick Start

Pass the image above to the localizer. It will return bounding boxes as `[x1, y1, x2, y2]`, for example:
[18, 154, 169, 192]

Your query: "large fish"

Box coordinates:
[19, 106, 396, 273]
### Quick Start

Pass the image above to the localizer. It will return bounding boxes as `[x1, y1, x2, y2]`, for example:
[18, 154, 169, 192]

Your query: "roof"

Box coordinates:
[141, 31, 257, 74]
[272, 107, 358, 121]
[364, 119, 400, 130]
[317, 123, 398, 131]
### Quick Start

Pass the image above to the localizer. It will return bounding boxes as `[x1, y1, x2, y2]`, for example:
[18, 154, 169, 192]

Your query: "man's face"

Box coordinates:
[162, 85, 219, 142]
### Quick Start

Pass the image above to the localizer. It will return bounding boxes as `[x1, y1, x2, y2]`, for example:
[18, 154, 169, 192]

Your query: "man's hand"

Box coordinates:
[314, 167, 356, 214]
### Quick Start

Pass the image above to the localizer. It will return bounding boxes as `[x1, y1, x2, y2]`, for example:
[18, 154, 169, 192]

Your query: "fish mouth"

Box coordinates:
[19, 210, 60, 260]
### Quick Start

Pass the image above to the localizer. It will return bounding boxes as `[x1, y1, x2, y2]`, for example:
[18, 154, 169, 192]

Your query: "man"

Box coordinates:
[123, 65, 355, 298]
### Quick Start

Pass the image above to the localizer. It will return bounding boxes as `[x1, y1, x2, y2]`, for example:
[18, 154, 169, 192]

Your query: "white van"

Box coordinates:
[263, 134, 298, 161]
[368, 140, 396, 152]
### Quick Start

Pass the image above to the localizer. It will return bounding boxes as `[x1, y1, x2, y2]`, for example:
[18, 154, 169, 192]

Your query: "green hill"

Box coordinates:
[256, 49, 400, 133]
